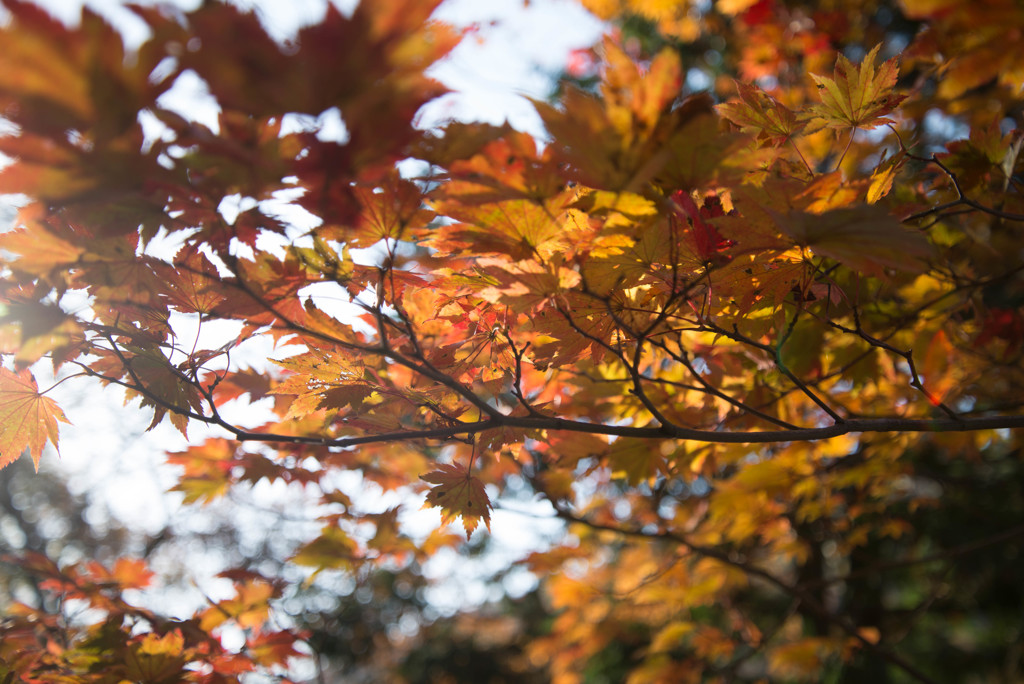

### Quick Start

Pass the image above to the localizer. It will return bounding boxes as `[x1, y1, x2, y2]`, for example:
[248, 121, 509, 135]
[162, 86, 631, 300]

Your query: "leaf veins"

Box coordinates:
[421, 463, 492, 537]
[0, 368, 69, 470]
[807, 44, 907, 132]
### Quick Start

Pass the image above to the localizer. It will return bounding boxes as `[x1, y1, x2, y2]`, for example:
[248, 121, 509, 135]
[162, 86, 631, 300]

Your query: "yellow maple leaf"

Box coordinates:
[807, 44, 907, 131]
[199, 579, 276, 633]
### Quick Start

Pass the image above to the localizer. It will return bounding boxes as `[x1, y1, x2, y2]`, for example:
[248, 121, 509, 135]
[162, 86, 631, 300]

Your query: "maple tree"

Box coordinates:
[1, 0, 1024, 680]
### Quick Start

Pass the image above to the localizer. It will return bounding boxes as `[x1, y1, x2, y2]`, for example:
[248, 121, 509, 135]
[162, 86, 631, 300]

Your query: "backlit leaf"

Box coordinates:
[806, 44, 907, 131]
[0, 368, 68, 470]
[716, 81, 805, 146]
[421, 463, 492, 536]
[867, 150, 906, 204]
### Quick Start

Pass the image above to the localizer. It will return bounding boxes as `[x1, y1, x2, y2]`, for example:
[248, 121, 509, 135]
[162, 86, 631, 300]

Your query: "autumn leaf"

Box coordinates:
[476, 257, 582, 313]
[108, 346, 205, 436]
[0, 212, 84, 277]
[248, 630, 303, 668]
[806, 44, 907, 132]
[530, 41, 708, 190]
[671, 190, 736, 264]
[199, 579, 277, 632]
[867, 149, 907, 204]
[768, 638, 839, 679]
[608, 437, 669, 485]
[0, 299, 82, 366]
[124, 631, 190, 684]
[165, 249, 225, 315]
[922, 329, 956, 405]
[427, 194, 573, 260]
[900, 0, 1024, 100]
[0, 368, 69, 470]
[579, 190, 659, 220]
[85, 557, 155, 591]
[772, 204, 931, 275]
[578, 0, 700, 41]
[290, 525, 358, 573]
[716, 81, 805, 146]
[352, 170, 435, 246]
[421, 463, 492, 536]
[717, 0, 760, 14]
[1, 3, 1024, 682]
[270, 347, 373, 421]
[167, 439, 236, 505]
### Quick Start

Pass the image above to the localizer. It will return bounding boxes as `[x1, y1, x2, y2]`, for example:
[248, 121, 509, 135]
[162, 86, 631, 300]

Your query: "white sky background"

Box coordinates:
[15, 0, 604, 628]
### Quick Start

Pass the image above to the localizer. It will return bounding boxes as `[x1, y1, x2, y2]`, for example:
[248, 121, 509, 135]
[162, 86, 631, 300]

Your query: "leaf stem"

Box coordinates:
[789, 137, 815, 176]
[834, 127, 858, 172]
[38, 372, 89, 396]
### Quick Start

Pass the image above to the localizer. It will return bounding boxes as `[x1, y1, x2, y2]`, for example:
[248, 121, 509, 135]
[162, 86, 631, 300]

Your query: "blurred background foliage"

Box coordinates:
[2, 0, 1023, 682]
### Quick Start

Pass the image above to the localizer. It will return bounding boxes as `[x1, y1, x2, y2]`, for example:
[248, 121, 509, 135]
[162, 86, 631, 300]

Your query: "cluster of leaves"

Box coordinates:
[1, 0, 1023, 681]
[0, 552, 302, 682]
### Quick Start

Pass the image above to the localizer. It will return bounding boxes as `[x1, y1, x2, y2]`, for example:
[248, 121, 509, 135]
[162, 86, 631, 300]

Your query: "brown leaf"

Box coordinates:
[716, 81, 805, 146]
[773, 205, 931, 275]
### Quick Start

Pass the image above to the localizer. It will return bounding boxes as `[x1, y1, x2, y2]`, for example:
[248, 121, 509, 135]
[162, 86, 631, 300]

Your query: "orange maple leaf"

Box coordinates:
[0, 367, 69, 470]
[199, 579, 276, 633]
[716, 81, 805, 146]
[806, 44, 906, 131]
[421, 463, 492, 536]
[71, 557, 155, 592]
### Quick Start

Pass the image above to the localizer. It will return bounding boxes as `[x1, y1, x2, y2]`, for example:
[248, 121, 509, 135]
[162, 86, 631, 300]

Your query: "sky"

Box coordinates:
[13, 0, 605, 629]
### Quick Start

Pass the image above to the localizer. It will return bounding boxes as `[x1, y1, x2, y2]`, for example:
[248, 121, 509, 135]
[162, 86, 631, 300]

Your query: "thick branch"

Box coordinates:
[222, 412, 1024, 449]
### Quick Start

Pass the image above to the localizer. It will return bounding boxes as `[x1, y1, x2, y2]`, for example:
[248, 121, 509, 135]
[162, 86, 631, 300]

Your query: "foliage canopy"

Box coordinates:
[1, 0, 1024, 681]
